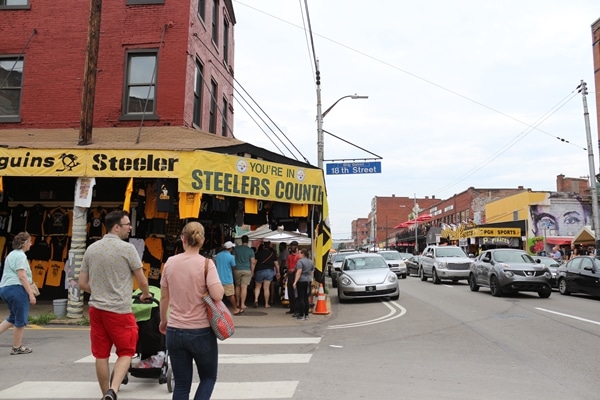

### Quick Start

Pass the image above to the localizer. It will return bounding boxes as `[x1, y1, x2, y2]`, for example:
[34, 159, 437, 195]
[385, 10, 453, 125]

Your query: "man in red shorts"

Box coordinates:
[79, 210, 152, 400]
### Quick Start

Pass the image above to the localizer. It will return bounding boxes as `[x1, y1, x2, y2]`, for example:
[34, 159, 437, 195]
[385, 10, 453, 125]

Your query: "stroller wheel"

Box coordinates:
[166, 367, 174, 393]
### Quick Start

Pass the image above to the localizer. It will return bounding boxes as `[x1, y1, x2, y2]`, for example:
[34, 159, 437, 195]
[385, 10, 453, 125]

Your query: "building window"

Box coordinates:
[211, 0, 219, 46]
[193, 60, 204, 128]
[223, 19, 229, 65]
[208, 79, 217, 133]
[0, 0, 30, 8]
[0, 57, 24, 122]
[198, 0, 206, 22]
[221, 96, 228, 136]
[123, 51, 157, 118]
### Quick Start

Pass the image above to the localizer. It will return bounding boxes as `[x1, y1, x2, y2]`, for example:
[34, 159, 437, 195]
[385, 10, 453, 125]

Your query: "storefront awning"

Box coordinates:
[545, 236, 573, 245]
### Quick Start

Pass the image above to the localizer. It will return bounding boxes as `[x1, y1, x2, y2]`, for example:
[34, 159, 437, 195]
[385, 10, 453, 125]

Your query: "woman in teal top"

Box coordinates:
[0, 232, 36, 355]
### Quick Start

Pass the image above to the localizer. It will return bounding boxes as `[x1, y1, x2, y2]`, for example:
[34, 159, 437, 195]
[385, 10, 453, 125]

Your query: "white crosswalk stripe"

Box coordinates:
[0, 337, 319, 399]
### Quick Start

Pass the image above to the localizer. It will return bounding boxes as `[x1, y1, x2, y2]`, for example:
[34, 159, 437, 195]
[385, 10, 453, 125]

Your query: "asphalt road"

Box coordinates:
[1, 276, 599, 399]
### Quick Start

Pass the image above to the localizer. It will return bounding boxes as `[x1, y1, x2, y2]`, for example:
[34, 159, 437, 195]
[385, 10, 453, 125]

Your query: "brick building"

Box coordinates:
[351, 217, 369, 248]
[0, 0, 235, 135]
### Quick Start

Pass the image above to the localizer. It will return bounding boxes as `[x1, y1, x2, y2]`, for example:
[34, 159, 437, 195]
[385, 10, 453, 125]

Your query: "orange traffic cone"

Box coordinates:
[313, 283, 329, 315]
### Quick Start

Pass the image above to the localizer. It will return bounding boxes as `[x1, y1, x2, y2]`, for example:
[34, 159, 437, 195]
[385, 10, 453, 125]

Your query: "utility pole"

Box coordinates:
[579, 80, 600, 255]
[79, 0, 102, 145]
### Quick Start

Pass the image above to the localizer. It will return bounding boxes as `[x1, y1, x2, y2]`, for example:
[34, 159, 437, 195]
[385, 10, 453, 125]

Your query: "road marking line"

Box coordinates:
[536, 307, 600, 326]
[327, 301, 406, 329]
[0, 381, 298, 399]
[220, 337, 321, 345]
[75, 353, 311, 364]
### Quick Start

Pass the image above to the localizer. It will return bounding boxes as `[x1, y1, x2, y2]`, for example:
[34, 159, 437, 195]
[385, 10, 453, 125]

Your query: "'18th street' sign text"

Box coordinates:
[326, 161, 382, 175]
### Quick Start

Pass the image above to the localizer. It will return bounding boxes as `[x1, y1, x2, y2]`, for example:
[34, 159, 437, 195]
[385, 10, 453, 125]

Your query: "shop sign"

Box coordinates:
[481, 237, 519, 247]
[0, 148, 180, 177]
[0, 148, 326, 205]
[178, 152, 325, 205]
[463, 227, 521, 237]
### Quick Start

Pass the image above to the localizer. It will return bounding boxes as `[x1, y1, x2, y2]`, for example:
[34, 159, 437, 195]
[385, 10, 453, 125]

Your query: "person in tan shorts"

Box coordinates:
[233, 235, 255, 311]
[214, 241, 241, 314]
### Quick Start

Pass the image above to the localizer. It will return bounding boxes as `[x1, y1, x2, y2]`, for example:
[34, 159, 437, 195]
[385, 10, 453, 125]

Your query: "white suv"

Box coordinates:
[419, 245, 474, 284]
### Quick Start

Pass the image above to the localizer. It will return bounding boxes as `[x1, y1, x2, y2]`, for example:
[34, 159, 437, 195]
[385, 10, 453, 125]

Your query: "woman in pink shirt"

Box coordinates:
[159, 222, 224, 400]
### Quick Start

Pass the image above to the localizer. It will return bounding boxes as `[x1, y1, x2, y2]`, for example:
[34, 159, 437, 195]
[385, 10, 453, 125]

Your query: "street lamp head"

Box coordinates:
[350, 94, 369, 99]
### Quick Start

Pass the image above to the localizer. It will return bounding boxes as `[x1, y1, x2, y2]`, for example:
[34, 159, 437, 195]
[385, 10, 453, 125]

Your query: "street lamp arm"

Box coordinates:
[322, 94, 369, 118]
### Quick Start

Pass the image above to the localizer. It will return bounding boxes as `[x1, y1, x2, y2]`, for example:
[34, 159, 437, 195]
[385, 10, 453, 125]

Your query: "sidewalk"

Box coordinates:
[1, 295, 332, 327]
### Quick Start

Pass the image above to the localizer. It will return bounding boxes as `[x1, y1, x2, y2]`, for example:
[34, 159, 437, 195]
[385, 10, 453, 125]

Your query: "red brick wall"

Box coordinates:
[0, 0, 235, 135]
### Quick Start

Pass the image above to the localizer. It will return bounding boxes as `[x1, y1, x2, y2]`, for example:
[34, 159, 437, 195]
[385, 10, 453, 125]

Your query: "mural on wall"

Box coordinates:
[527, 192, 591, 254]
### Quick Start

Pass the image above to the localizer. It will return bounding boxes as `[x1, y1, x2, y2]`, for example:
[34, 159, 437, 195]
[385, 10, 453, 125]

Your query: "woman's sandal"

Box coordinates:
[11, 345, 32, 355]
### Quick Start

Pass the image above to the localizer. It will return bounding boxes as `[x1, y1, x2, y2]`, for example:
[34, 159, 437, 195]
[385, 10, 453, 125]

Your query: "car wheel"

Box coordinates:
[538, 286, 552, 298]
[432, 268, 441, 284]
[332, 277, 338, 288]
[489, 275, 503, 297]
[390, 293, 400, 300]
[468, 274, 479, 292]
[401, 273, 407, 279]
[419, 267, 427, 281]
[338, 295, 347, 303]
[558, 278, 570, 295]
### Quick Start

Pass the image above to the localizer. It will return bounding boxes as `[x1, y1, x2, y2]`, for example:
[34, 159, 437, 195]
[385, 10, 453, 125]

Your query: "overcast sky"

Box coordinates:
[231, 1, 600, 240]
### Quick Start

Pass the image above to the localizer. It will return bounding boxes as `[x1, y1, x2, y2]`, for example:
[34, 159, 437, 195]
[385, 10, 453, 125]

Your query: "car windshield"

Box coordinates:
[436, 247, 467, 257]
[397, 253, 412, 260]
[344, 257, 388, 270]
[380, 252, 401, 260]
[334, 253, 355, 262]
[495, 251, 535, 264]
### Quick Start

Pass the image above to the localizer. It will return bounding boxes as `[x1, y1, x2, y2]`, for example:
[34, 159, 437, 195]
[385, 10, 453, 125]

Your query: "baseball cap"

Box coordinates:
[290, 240, 298, 246]
[223, 241, 235, 249]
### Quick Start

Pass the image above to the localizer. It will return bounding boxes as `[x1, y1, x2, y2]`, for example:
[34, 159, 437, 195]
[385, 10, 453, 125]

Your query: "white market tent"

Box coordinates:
[238, 224, 312, 245]
[572, 225, 596, 245]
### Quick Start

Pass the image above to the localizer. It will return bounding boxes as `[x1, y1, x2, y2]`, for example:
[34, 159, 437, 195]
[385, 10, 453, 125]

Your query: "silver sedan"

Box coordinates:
[336, 253, 400, 302]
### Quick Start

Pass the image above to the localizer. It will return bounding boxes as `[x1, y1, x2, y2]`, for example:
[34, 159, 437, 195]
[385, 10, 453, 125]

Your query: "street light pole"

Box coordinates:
[315, 61, 368, 169]
[413, 194, 420, 255]
[579, 81, 600, 255]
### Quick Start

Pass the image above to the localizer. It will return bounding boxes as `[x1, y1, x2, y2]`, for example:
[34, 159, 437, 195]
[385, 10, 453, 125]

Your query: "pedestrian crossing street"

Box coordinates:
[0, 337, 321, 399]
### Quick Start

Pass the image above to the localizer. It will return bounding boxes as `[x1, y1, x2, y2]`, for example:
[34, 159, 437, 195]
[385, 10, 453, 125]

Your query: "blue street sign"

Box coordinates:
[326, 161, 382, 175]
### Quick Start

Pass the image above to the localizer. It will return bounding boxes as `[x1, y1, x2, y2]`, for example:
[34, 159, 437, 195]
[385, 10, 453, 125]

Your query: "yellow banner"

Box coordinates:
[0, 148, 180, 178]
[463, 227, 521, 237]
[178, 152, 325, 204]
[0, 148, 326, 204]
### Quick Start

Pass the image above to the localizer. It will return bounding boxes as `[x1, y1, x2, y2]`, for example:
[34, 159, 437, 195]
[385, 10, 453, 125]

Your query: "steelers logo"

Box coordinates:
[236, 159, 248, 173]
[296, 169, 305, 182]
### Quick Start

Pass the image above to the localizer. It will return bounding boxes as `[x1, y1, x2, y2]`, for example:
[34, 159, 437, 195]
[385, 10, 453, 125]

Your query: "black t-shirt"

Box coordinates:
[255, 247, 277, 271]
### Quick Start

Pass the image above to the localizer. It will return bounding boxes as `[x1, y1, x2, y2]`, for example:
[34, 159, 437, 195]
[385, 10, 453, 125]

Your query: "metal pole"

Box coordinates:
[316, 60, 324, 169]
[413, 194, 419, 254]
[579, 80, 600, 255]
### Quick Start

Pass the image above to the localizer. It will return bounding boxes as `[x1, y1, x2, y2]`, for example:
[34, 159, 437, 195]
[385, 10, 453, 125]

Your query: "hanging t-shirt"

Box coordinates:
[179, 192, 202, 219]
[49, 236, 70, 262]
[44, 207, 70, 236]
[87, 207, 107, 238]
[74, 177, 96, 208]
[45, 260, 64, 287]
[30, 259, 48, 288]
[9, 204, 27, 235]
[26, 204, 46, 236]
[156, 178, 177, 213]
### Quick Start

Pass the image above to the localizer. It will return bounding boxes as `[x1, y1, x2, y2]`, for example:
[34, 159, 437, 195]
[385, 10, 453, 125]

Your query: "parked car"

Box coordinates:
[419, 245, 474, 284]
[335, 253, 400, 302]
[533, 255, 561, 288]
[405, 255, 422, 276]
[469, 249, 552, 298]
[378, 250, 408, 279]
[329, 250, 359, 287]
[556, 256, 600, 297]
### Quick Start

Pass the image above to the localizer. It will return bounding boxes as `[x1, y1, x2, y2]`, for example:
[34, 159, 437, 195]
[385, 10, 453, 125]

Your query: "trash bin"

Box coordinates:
[53, 299, 68, 318]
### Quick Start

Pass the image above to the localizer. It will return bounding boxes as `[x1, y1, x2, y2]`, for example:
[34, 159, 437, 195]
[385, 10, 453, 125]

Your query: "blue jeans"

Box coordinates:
[166, 326, 218, 400]
[0, 285, 29, 328]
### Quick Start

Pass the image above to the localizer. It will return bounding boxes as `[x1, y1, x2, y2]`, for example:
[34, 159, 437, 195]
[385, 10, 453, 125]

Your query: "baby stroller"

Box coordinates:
[112, 286, 174, 393]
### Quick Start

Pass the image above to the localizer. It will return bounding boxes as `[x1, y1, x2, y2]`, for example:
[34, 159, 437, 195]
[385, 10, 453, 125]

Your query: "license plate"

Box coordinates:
[366, 286, 376, 292]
